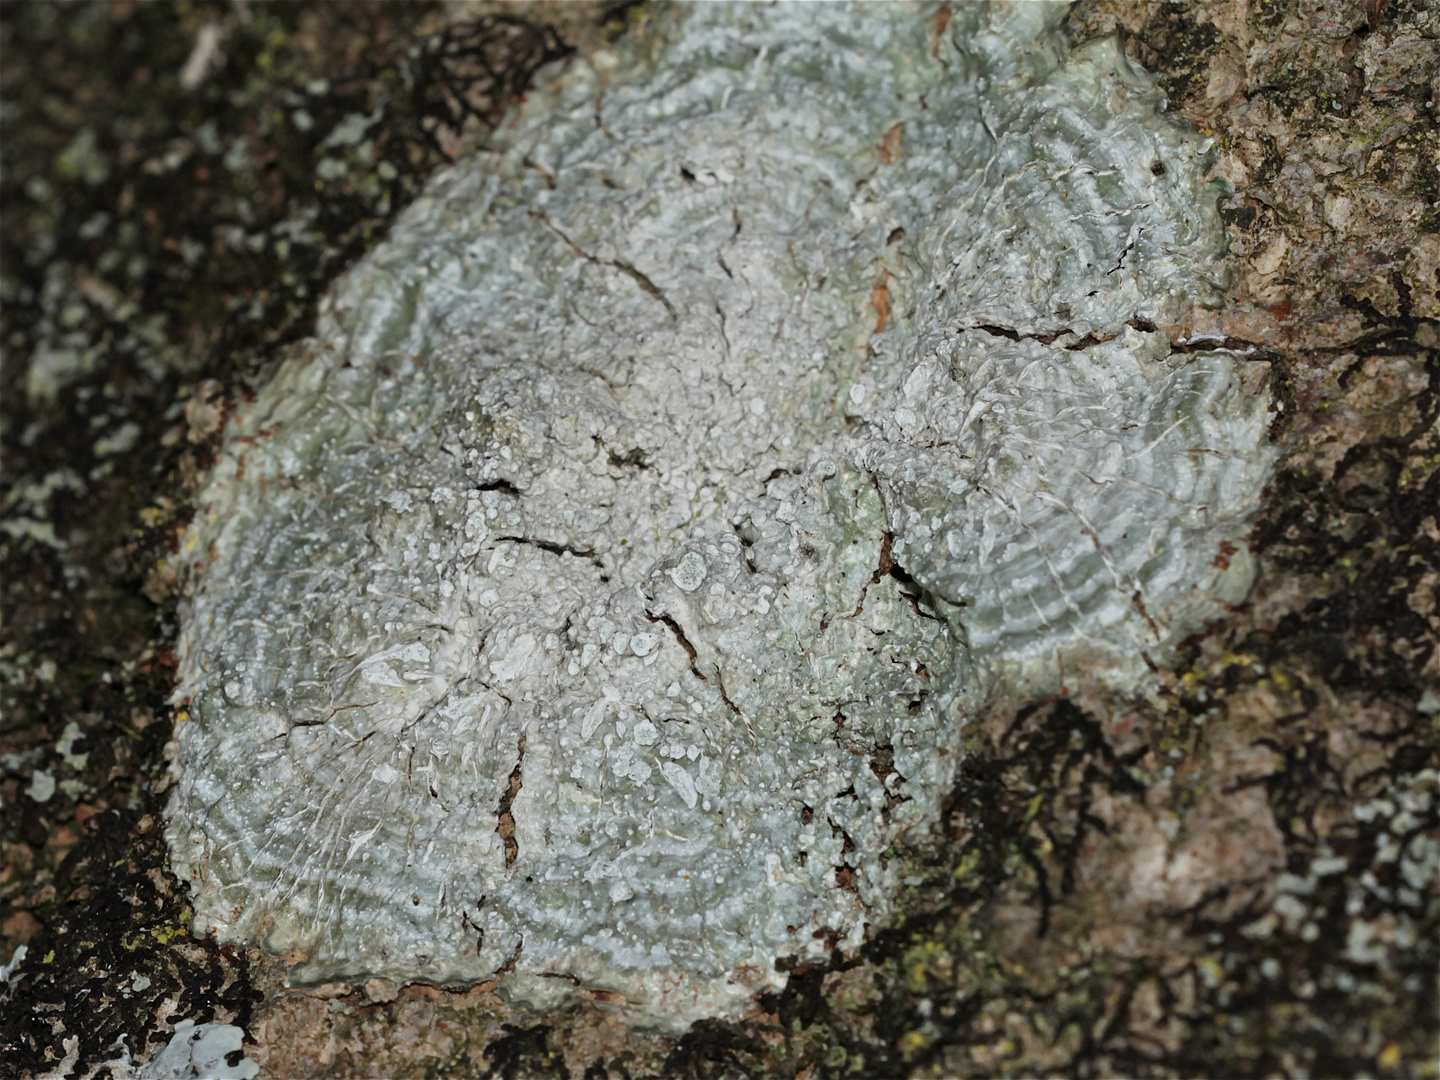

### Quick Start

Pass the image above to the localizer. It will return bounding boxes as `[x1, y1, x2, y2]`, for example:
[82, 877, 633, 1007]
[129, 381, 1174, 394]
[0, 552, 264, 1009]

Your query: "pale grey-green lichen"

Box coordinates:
[137, 1020, 259, 1080]
[167, 2, 1275, 1026]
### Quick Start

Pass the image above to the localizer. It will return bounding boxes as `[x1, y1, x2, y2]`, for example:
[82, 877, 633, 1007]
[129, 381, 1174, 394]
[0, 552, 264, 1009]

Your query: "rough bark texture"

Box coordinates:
[2, 1, 1435, 1077]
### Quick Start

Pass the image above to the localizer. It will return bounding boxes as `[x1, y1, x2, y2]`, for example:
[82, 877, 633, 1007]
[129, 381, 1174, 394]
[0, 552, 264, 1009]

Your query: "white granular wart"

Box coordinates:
[168, 2, 1276, 1025]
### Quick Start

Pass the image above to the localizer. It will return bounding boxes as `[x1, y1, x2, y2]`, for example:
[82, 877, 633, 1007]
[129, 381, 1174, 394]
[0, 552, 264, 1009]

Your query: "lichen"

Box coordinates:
[136, 1019, 260, 1080]
[167, 1, 1275, 1026]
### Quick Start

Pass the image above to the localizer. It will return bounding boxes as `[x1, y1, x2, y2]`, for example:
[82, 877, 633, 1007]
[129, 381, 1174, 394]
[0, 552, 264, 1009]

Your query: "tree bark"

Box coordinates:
[2, 2, 1434, 1076]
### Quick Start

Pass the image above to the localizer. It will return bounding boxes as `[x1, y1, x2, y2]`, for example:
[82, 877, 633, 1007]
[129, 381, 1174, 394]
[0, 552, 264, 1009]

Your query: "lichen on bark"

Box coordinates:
[168, 0, 1273, 1026]
[3, 0, 1435, 1075]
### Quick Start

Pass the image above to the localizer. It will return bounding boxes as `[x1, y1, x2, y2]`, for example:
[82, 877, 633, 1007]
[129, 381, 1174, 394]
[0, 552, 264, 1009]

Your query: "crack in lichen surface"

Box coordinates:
[643, 610, 707, 682]
[166, 2, 1277, 1026]
[529, 207, 677, 318]
[494, 736, 526, 868]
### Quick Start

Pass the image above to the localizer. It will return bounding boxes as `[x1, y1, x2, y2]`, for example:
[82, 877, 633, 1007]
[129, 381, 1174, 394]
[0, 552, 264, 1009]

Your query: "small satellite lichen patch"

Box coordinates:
[167, 2, 1276, 1026]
